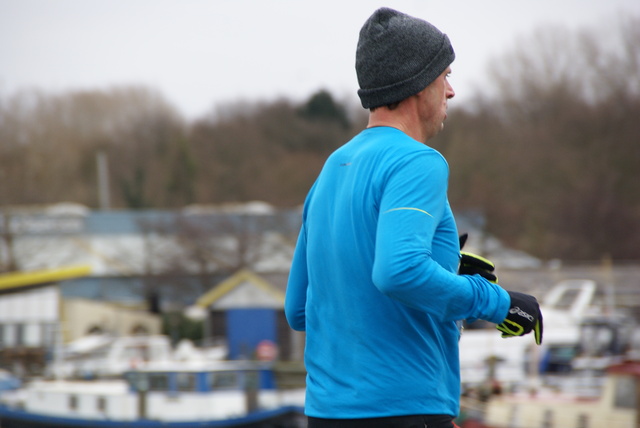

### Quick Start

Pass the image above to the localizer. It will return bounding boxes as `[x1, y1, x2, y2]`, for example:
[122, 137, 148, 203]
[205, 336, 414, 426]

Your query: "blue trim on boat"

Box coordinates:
[0, 404, 305, 428]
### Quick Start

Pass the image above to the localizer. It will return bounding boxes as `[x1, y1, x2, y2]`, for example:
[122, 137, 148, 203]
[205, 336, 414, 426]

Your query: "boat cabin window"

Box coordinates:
[210, 371, 239, 389]
[97, 396, 106, 412]
[69, 395, 78, 411]
[246, 371, 259, 388]
[541, 345, 576, 374]
[176, 372, 196, 392]
[613, 376, 637, 409]
[148, 373, 169, 391]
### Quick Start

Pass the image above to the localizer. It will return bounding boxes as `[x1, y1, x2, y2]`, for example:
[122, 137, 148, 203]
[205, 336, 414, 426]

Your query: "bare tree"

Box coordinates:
[0, 86, 186, 208]
[440, 15, 640, 261]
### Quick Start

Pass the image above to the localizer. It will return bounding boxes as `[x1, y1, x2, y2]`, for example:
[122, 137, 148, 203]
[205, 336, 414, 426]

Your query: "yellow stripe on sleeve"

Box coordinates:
[383, 207, 433, 217]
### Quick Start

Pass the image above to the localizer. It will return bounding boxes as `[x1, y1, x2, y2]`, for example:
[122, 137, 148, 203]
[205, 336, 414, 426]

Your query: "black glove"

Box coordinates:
[459, 252, 498, 283]
[459, 233, 469, 250]
[458, 234, 498, 283]
[497, 291, 543, 345]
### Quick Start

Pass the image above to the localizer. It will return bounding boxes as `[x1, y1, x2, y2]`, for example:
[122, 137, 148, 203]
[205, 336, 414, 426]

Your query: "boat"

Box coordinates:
[0, 359, 306, 428]
[454, 277, 640, 427]
[52, 334, 175, 379]
[483, 358, 640, 427]
[458, 279, 636, 388]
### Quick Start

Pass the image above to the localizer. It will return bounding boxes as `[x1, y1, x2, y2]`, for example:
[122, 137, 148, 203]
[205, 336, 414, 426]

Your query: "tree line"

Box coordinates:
[1, 16, 638, 262]
[0, 86, 362, 209]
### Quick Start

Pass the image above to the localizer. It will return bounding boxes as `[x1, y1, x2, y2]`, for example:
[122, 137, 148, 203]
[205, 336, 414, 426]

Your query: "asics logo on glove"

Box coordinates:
[498, 291, 543, 345]
[509, 306, 534, 322]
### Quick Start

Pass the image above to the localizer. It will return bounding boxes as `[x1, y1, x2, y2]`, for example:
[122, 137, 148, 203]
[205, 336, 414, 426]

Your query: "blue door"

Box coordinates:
[226, 308, 276, 360]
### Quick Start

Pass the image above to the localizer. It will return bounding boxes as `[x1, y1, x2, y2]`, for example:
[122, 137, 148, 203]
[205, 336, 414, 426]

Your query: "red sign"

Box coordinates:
[256, 340, 278, 361]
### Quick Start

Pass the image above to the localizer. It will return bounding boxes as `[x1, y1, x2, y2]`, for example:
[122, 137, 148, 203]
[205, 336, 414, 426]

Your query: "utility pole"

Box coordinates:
[96, 151, 111, 210]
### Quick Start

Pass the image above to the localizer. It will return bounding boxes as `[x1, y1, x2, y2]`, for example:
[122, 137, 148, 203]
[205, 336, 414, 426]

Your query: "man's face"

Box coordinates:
[416, 67, 455, 140]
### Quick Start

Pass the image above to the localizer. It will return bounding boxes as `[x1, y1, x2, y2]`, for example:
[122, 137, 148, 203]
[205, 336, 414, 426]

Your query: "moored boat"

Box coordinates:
[0, 360, 305, 428]
[484, 359, 640, 428]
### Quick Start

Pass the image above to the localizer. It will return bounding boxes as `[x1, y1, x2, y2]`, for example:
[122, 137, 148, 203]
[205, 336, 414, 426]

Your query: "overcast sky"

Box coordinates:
[1, 0, 638, 119]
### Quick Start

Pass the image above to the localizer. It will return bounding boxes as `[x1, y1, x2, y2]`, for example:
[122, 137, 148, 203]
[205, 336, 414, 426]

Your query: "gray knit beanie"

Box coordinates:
[356, 7, 455, 109]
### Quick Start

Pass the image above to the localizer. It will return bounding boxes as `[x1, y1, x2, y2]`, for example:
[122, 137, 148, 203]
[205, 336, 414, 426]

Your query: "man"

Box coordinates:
[285, 7, 542, 428]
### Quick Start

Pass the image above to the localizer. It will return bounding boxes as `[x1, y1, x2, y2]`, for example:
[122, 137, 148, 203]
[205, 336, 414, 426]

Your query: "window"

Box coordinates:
[24, 323, 41, 347]
[148, 373, 169, 391]
[15, 324, 24, 346]
[69, 395, 78, 411]
[3, 324, 15, 347]
[176, 372, 196, 392]
[210, 372, 238, 390]
[613, 376, 637, 409]
[41, 323, 57, 347]
[245, 371, 259, 389]
[97, 396, 107, 413]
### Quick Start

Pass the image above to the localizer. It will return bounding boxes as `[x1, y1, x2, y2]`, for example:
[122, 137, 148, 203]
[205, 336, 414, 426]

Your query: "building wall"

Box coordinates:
[62, 299, 161, 343]
[0, 286, 59, 348]
[0, 285, 59, 376]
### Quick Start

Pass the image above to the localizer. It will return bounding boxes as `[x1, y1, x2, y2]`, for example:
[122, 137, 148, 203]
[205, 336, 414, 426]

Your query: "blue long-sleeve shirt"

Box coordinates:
[285, 127, 509, 418]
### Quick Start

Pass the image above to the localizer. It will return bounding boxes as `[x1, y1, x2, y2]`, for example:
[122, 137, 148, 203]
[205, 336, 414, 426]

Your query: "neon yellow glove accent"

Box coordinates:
[496, 319, 525, 337]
